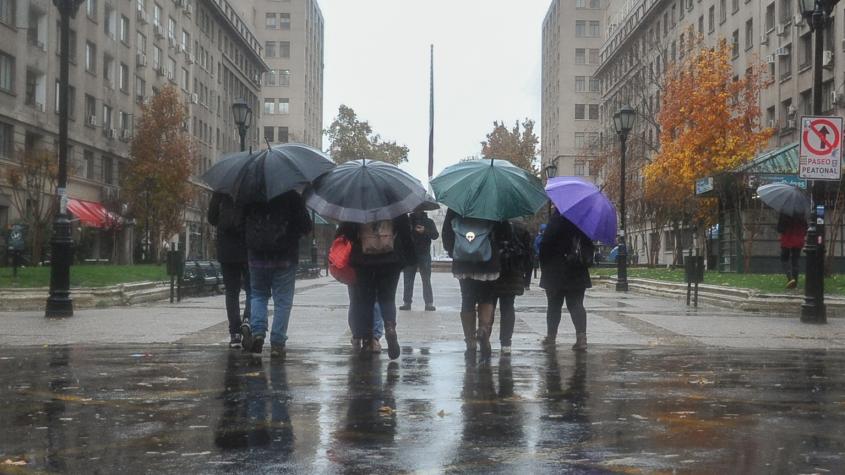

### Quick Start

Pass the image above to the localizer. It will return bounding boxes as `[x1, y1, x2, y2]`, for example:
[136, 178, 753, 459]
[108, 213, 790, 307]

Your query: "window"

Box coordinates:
[679, 0, 684, 20]
[680, 33, 685, 57]
[589, 77, 600, 92]
[104, 4, 115, 37]
[799, 33, 812, 68]
[589, 20, 600, 37]
[698, 15, 704, 34]
[745, 19, 753, 50]
[781, 99, 793, 126]
[574, 162, 586, 176]
[822, 80, 834, 112]
[120, 111, 130, 131]
[84, 150, 94, 179]
[800, 89, 812, 115]
[575, 76, 586, 92]
[588, 104, 599, 120]
[265, 12, 277, 29]
[576, 20, 586, 37]
[732, 0, 739, 13]
[181, 67, 189, 90]
[265, 69, 276, 86]
[135, 75, 145, 102]
[278, 127, 289, 143]
[103, 55, 114, 86]
[0, 0, 14, 25]
[264, 126, 274, 142]
[0, 121, 10, 158]
[575, 48, 586, 64]
[280, 13, 290, 30]
[265, 41, 276, 58]
[153, 3, 161, 26]
[575, 104, 586, 119]
[153, 46, 161, 69]
[55, 23, 78, 61]
[780, 0, 791, 23]
[86, 42, 96, 73]
[182, 30, 190, 51]
[102, 104, 112, 129]
[168, 17, 175, 39]
[708, 6, 715, 32]
[279, 41, 290, 58]
[137, 32, 147, 54]
[720, 0, 726, 22]
[574, 132, 586, 147]
[264, 98, 275, 114]
[119, 63, 128, 92]
[766, 3, 775, 31]
[589, 0, 600, 7]
[54, 82, 76, 117]
[103, 156, 113, 184]
[576, 0, 585, 7]
[85, 94, 96, 122]
[589, 48, 599, 64]
[731, 30, 739, 58]
[86, 0, 96, 19]
[278, 98, 289, 114]
[279, 69, 290, 86]
[671, 4, 676, 26]
[0, 51, 13, 92]
[779, 44, 792, 79]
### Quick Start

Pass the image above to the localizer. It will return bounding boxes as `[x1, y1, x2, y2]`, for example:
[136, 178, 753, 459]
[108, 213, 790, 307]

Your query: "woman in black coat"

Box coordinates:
[207, 192, 250, 348]
[493, 220, 533, 355]
[539, 210, 594, 351]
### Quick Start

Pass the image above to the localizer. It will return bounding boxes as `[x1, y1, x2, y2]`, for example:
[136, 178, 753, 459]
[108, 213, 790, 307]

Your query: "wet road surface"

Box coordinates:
[2, 343, 844, 473]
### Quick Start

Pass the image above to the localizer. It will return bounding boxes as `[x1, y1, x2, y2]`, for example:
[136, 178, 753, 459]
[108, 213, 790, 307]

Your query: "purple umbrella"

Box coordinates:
[545, 176, 617, 244]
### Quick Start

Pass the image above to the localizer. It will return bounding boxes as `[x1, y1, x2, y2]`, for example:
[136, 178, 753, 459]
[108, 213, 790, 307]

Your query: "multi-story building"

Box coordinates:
[542, 0, 608, 180]
[250, 0, 323, 148]
[0, 0, 268, 262]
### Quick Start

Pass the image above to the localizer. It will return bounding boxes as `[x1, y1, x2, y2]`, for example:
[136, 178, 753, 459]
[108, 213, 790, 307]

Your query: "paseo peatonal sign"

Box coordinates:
[799, 116, 843, 181]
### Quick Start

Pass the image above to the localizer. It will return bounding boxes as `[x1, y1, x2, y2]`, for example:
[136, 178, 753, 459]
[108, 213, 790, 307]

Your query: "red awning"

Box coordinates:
[67, 199, 121, 229]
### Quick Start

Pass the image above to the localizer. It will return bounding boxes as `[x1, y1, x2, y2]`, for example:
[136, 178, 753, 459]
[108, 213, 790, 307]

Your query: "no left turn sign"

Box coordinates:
[800, 116, 843, 181]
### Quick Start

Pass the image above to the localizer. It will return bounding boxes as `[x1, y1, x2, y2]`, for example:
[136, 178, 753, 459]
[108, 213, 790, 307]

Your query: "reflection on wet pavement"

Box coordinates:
[1, 345, 844, 473]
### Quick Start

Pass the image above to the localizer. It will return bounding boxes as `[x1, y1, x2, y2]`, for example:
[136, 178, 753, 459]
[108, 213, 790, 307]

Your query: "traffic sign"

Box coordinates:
[799, 115, 843, 181]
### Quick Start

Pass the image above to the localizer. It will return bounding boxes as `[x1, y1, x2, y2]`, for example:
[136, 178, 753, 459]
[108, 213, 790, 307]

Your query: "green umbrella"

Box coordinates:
[430, 158, 548, 220]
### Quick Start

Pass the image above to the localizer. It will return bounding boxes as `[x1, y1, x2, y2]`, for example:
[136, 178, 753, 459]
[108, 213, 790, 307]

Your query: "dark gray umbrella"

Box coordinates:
[200, 143, 335, 203]
[304, 159, 427, 223]
[757, 183, 810, 218]
[415, 192, 440, 212]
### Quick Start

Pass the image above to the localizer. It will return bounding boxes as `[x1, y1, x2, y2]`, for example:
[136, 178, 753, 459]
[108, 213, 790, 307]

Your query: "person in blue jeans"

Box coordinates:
[347, 284, 384, 353]
[241, 191, 313, 358]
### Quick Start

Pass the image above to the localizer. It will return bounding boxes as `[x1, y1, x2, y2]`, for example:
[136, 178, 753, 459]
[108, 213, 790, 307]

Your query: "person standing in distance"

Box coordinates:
[400, 210, 439, 312]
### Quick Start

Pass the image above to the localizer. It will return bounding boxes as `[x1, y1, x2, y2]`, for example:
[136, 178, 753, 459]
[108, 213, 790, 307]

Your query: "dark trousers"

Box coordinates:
[353, 266, 401, 338]
[403, 254, 433, 306]
[458, 279, 497, 313]
[496, 295, 516, 346]
[221, 262, 251, 334]
[546, 288, 587, 335]
[781, 247, 801, 280]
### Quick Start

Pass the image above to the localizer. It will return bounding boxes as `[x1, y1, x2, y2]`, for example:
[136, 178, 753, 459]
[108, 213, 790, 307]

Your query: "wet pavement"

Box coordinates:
[2, 274, 845, 473]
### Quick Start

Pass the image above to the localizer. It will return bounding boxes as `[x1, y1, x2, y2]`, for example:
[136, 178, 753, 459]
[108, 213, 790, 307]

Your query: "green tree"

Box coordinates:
[122, 85, 196, 262]
[324, 105, 409, 164]
[4, 147, 58, 264]
[480, 119, 539, 173]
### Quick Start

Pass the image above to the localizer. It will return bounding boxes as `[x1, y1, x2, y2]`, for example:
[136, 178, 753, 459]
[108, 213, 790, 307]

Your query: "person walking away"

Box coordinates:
[493, 220, 533, 355]
[540, 210, 594, 351]
[442, 209, 509, 358]
[400, 210, 439, 311]
[333, 227, 385, 353]
[242, 190, 313, 358]
[339, 215, 415, 360]
[533, 224, 546, 279]
[207, 192, 251, 348]
[777, 213, 807, 289]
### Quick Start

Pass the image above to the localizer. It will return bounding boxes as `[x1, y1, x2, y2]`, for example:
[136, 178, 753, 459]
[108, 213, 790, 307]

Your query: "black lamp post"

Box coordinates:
[544, 161, 558, 218]
[613, 105, 636, 292]
[798, 0, 838, 323]
[231, 99, 252, 152]
[45, 0, 85, 318]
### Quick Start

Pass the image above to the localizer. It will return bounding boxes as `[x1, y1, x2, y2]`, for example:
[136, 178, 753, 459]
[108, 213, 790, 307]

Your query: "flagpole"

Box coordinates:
[428, 44, 434, 180]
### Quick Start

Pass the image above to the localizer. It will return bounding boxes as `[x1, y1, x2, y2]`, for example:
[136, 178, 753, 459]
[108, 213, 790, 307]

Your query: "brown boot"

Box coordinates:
[476, 303, 495, 357]
[460, 311, 477, 352]
[384, 321, 400, 360]
[572, 332, 587, 352]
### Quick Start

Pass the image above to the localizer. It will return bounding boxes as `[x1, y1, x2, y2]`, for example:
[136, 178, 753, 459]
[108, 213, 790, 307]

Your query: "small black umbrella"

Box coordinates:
[304, 159, 427, 223]
[201, 143, 335, 203]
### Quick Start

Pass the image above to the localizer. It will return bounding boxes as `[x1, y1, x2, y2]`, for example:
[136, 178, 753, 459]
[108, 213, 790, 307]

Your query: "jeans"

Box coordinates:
[403, 253, 434, 306]
[497, 295, 516, 346]
[546, 288, 587, 335]
[221, 262, 251, 334]
[249, 264, 297, 346]
[353, 266, 401, 338]
[458, 279, 497, 313]
[781, 247, 801, 280]
[347, 285, 384, 339]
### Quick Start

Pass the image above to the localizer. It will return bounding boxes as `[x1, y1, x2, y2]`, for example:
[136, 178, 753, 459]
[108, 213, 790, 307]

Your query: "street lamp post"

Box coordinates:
[544, 162, 558, 218]
[45, 0, 85, 318]
[613, 105, 636, 292]
[798, 0, 838, 323]
[231, 99, 252, 152]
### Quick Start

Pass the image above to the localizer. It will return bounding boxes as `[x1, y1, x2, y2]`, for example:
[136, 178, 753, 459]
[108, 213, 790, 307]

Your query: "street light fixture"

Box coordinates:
[797, 0, 839, 323]
[45, 0, 85, 318]
[544, 162, 558, 181]
[231, 99, 252, 152]
[613, 105, 636, 292]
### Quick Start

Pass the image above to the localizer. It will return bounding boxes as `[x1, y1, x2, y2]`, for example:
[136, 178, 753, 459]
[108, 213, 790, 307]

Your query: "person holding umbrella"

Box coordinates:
[542, 177, 616, 351]
[306, 159, 426, 360]
[432, 158, 547, 357]
[757, 183, 810, 290]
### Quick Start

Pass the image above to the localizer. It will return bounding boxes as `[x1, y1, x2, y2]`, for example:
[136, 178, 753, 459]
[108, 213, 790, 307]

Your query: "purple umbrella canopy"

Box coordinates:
[545, 177, 617, 244]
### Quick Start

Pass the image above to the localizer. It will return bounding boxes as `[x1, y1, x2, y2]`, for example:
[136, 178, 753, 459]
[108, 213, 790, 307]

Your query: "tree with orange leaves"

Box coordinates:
[644, 39, 773, 232]
[122, 85, 196, 262]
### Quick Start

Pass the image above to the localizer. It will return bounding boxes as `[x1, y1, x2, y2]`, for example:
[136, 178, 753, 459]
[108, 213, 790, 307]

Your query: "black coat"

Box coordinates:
[339, 214, 416, 270]
[207, 192, 247, 264]
[493, 221, 533, 296]
[409, 211, 439, 256]
[539, 212, 593, 291]
[441, 208, 509, 276]
[244, 191, 313, 264]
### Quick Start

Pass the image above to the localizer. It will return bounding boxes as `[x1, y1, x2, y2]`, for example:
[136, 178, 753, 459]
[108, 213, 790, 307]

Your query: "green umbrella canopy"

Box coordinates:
[430, 158, 547, 221]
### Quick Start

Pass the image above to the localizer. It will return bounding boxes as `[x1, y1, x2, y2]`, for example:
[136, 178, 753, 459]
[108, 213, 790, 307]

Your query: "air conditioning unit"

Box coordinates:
[786, 119, 797, 129]
[794, 14, 805, 26]
[787, 104, 797, 116]
[760, 33, 769, 45]
[776, 23, 787, 36]
[823, 50, 834, 67]
[185, 4, 193, 15]
[120, 129, 131, 141]
[190, 93, 198, 104]
[136, 9, 148, 24]
[136, 53, 147, 67]
[153, 23, 164, 38]
[87, 115, 97, 126]
[105, 128, 116, 139]
[176, 44, 185, 54]
[776, 47, 790, 56]
[186, 53, 195, 64]
[766, 54, 776, 63]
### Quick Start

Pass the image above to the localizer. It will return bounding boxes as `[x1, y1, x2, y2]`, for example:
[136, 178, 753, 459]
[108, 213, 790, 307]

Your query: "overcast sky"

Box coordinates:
[319, 0, 552, 183]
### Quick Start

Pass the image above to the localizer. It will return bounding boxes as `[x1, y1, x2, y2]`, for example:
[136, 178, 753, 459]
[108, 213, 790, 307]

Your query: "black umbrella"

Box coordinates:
[200, 143, 335, 203]
[304, 159, 427, 223]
